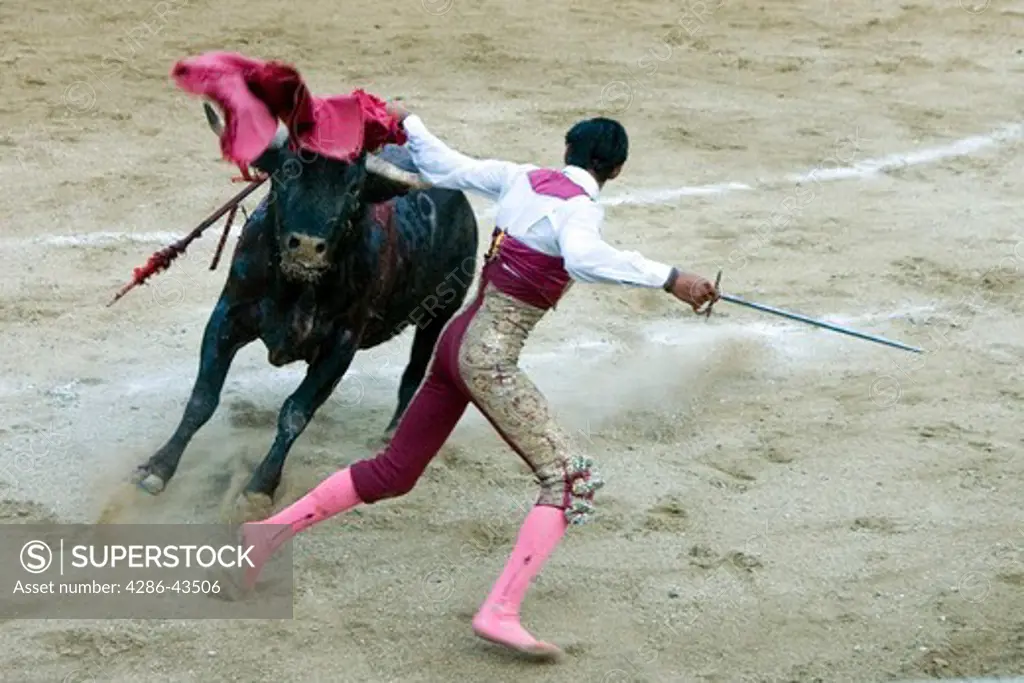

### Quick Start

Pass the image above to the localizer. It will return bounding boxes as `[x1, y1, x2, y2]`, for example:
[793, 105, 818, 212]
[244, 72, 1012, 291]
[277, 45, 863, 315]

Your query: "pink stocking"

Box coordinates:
[239, 467, 362, 590]
[472, 505, 568, 658]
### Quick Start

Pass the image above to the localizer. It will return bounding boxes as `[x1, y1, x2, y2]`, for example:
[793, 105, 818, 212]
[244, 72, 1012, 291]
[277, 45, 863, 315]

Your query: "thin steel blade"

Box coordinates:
[719, 293, 923, 354]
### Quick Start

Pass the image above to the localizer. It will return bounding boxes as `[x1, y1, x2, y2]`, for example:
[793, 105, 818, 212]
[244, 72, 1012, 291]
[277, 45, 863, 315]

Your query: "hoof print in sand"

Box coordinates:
[725, 550, 763, 572]
[687, 543, 718, 569]
[686, 545, 763, 573]
[997, 572, 1024, 587]
[706, 476, 751, 493]
[0, 498, 59, 524]
[850, 516, 900, 534]
[759, 444, 795, 464]
[43, 627, 148, 659]
[642, 497, 689, 532]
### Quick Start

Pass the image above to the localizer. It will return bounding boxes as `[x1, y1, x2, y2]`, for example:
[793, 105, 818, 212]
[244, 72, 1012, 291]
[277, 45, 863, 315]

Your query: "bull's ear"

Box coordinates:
[249, 123, 292, 175]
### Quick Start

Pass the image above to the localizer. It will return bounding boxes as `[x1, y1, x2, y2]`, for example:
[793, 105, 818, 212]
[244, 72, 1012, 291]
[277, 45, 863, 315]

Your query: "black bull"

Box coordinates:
[132, 110, 479, 520]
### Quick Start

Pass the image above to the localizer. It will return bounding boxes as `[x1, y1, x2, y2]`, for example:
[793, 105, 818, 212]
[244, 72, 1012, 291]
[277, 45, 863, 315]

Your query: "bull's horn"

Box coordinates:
[365, 155, 431, 189]
[202, 101, 224, 136]
[201, 101, 288, 148]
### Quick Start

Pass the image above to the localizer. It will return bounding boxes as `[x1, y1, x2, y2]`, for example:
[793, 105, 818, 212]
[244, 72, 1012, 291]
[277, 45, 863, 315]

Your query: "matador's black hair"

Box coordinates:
[564, 117, 629, 182]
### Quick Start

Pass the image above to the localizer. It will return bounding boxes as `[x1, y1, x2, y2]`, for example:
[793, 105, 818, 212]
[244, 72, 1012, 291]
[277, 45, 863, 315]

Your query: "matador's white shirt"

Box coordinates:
[401, 115, 675, 289]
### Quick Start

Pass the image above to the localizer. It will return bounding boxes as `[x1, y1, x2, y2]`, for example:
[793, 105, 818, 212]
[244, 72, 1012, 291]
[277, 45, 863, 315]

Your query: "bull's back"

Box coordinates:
[357, 187, 479, 348]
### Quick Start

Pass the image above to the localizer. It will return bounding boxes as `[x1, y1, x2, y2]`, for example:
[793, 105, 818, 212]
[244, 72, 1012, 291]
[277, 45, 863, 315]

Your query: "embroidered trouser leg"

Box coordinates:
[456, 285, 602, 523]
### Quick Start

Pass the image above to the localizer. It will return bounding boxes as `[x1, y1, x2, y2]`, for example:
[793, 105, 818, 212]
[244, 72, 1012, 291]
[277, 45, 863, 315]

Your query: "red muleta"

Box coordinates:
[109, 50, 406, 306]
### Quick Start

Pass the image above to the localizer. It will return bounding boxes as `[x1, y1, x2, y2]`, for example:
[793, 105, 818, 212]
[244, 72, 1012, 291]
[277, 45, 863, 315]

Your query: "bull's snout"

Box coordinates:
[280, 232, 330, 281]
[285, 232, 328, 261]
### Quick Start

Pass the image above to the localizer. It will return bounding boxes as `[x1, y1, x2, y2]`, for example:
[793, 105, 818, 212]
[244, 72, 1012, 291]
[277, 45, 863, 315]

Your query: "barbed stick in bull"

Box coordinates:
[107, 175, 267, 306]
[702, 270, 923, 354]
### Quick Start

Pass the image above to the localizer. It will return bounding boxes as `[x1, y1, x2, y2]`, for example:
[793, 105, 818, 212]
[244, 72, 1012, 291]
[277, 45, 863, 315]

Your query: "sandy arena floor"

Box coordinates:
[2, 0, 1024, 681]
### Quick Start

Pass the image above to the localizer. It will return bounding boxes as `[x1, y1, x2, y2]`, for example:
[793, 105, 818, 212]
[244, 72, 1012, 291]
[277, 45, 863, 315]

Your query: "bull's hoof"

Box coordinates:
[132, 467, 166, 495]
[232, 492, 275, 524]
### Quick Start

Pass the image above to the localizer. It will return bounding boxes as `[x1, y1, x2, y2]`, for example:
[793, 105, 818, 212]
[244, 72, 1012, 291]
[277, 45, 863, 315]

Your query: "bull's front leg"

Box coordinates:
[134, 296, 256, 494]
[235, 330, 359, 521]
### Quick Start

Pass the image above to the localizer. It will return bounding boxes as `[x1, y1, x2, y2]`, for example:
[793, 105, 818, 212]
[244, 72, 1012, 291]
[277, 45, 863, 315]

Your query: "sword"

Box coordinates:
[702, 270, 923, 354]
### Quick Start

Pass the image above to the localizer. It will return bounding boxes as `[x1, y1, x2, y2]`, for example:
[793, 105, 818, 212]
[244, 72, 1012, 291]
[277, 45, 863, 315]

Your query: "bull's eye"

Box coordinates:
[315, 243, 326, 254]
[288, 236, 300, 249]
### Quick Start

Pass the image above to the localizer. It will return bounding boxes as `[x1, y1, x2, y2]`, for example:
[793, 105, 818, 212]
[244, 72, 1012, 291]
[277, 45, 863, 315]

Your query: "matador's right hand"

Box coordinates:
[386, 100, 412, 123]
[669, 271, 719, 313]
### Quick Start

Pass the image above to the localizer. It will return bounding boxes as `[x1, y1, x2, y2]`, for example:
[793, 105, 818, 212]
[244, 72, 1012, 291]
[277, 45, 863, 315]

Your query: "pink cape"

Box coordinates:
[170, 51, 407, 167]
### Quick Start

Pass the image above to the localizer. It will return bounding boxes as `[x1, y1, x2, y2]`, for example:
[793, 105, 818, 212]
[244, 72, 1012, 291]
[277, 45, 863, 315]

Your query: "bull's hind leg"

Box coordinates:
[237, 331, 359, 521]
[383, 303, 463, 440]
[134, 296, 256, 494]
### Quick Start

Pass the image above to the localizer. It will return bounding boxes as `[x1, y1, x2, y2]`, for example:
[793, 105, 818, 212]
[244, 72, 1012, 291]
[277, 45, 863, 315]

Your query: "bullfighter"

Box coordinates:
[235, 102, 720, 659]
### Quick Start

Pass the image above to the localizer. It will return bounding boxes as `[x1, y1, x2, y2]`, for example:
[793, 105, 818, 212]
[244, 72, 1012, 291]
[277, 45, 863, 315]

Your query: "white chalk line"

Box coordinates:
[17, 122, 1023, 247]
[602, 122, 1023, 207]
[36, 231, 185, 247]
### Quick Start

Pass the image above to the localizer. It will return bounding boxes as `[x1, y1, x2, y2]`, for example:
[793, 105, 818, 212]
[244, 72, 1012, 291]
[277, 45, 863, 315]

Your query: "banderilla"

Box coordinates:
[702, 270, 923, 354]
[107, 176, 267, 306]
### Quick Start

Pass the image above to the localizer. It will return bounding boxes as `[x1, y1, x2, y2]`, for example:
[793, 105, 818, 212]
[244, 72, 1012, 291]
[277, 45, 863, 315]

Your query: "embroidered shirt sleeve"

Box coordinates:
[402, 115, 530, 201]
[556, 200, 674, 288]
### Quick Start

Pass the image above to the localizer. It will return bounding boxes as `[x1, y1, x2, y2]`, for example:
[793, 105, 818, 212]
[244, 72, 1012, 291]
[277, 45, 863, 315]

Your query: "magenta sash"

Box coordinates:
[482, 230, 572, 310]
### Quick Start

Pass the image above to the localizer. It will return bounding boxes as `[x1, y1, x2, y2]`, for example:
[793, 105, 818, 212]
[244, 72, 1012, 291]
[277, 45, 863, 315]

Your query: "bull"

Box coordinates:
[132, 103, 479, 520]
